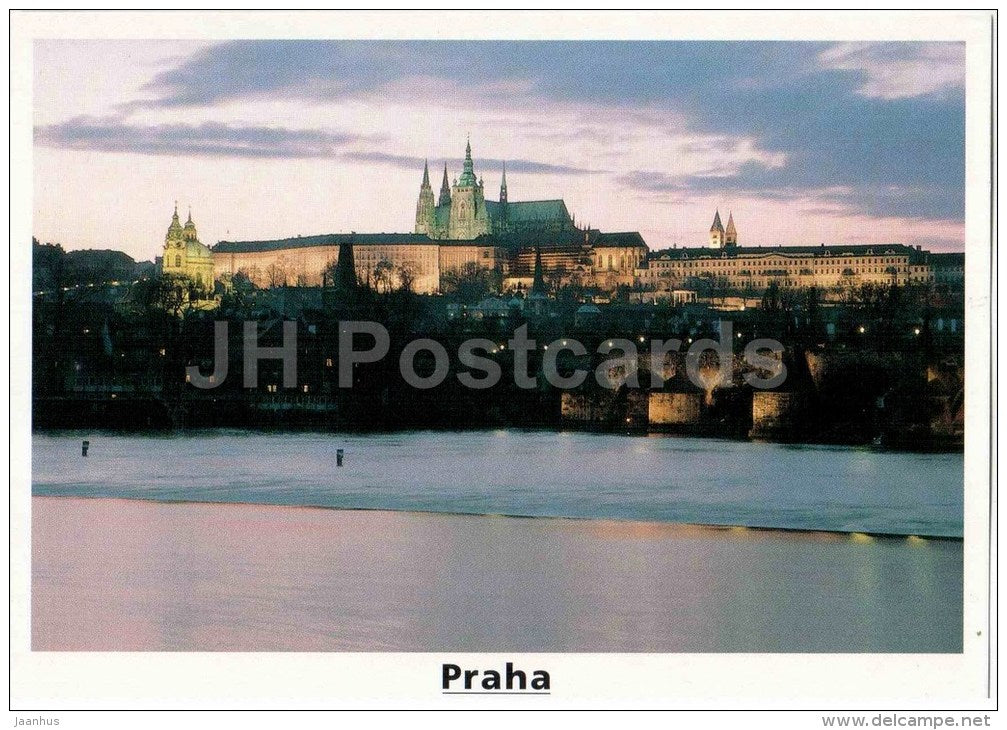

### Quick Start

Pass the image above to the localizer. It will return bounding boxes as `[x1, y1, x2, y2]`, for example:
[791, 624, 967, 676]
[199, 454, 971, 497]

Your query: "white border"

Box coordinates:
[9, 9, 995, 710]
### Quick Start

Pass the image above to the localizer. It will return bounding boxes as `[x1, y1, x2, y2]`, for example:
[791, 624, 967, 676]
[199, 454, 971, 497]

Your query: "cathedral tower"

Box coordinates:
[725, 212, 738, 247]
[448, 138, 491, 240]
[414, 160, 436, 236]
[498, 161, 509, 229]
[438, 163, 452, 207]
[709, 209, 726, 249]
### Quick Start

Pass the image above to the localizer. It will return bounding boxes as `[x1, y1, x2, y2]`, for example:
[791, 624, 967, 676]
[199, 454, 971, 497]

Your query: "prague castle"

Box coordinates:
[192, 139, 646, 294]
[161, 140, 962, 298]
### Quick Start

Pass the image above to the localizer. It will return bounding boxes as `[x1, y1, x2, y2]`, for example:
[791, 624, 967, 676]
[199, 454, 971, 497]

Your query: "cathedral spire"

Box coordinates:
[725, 211, 738, 246]
[415, 160, 436, 236]
[439, 163, 452, 207]
[710, 209, 724, 233]
[458, 136, 477, 187]
[500, 161, 508, 204]
[709, 209, 726, 249]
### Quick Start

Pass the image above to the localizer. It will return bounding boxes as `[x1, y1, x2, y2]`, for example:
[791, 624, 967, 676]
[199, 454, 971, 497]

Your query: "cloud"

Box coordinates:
[344, 150, 598, 176]
[34, 117, 373, 159]
[619, 163, 960, 223]
[37, 40, 966, 229]
[817, 42, 965, 100]
[33, 116, 601, 178]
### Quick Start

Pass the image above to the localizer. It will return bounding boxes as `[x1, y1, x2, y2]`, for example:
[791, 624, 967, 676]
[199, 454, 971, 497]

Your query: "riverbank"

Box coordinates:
[32, 496, 962, 652]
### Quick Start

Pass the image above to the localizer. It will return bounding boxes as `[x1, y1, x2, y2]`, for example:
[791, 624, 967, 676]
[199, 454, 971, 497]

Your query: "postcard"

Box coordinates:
[10, 9, 996, 721]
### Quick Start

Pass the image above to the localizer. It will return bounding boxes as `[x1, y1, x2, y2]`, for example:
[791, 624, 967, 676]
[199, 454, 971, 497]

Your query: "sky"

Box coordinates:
[32, 39, 966, 262]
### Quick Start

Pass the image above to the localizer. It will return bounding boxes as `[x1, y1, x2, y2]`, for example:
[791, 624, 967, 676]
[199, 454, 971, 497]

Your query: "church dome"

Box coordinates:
[186, 240, 212, 258]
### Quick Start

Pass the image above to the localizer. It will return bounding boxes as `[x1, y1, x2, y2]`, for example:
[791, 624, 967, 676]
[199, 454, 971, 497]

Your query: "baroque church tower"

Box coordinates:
[161, 203, 215, 290]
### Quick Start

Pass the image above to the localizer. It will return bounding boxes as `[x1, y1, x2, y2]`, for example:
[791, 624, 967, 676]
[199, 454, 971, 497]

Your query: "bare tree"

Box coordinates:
[397, 262, 417, 292]
[266, 261, 288, 288]
[373, 259, 395, 293]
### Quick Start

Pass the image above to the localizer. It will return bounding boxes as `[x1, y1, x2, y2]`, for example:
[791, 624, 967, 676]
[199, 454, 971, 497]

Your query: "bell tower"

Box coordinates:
[725, 212, 738, 247]
[163, 202, 186, 274]
[709, 210, 726, 249]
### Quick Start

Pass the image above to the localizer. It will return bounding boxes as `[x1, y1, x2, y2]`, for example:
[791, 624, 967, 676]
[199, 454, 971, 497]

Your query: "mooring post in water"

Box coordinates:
[336, 448, 344, 467]
[81, 440, 89, 457]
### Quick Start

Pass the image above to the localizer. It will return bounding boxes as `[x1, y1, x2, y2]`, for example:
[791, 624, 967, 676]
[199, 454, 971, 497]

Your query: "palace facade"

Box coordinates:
[634, 212, 964, 297]
[213, 233, 502, 294]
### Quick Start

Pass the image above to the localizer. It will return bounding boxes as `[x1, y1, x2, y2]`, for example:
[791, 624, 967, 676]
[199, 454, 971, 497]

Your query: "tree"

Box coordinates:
[441, 262, 498, 303]
[322, 259, 339, 288]
[761, 281, 782, 312]
[139, 273, 191, 320]
[397, 262, 417, 293]
[218, 271, 256, 317]
[710, 275, 731, 305]
[373, 259, 395, 293]
[265, 261, 288, 288]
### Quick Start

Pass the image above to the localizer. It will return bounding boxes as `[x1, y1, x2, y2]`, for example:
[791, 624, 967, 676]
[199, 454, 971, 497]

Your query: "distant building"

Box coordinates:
[639, 241, 937, 294]
[213, 233, 447, 294]
[505, 228, 647, 291]
[929, 252, 965, 288]
[708, 210, 738, 249]
[637, 212, 961, 295]
[160, 204, 214, 290]
[415, 139, 575, 240]
[205, 138, 648, 294]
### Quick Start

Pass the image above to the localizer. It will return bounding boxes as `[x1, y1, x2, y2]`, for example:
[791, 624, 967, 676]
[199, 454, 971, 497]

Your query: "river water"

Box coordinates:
[32, 430, 963, 537]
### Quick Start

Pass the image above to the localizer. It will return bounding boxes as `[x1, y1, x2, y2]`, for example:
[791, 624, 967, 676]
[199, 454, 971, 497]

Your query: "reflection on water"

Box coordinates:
[32, 430, 964, 536]
[32, 497, 963, 653]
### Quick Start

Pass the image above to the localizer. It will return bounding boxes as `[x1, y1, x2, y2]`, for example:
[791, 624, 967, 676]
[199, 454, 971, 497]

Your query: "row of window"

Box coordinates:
[654, 256, 910, 267]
